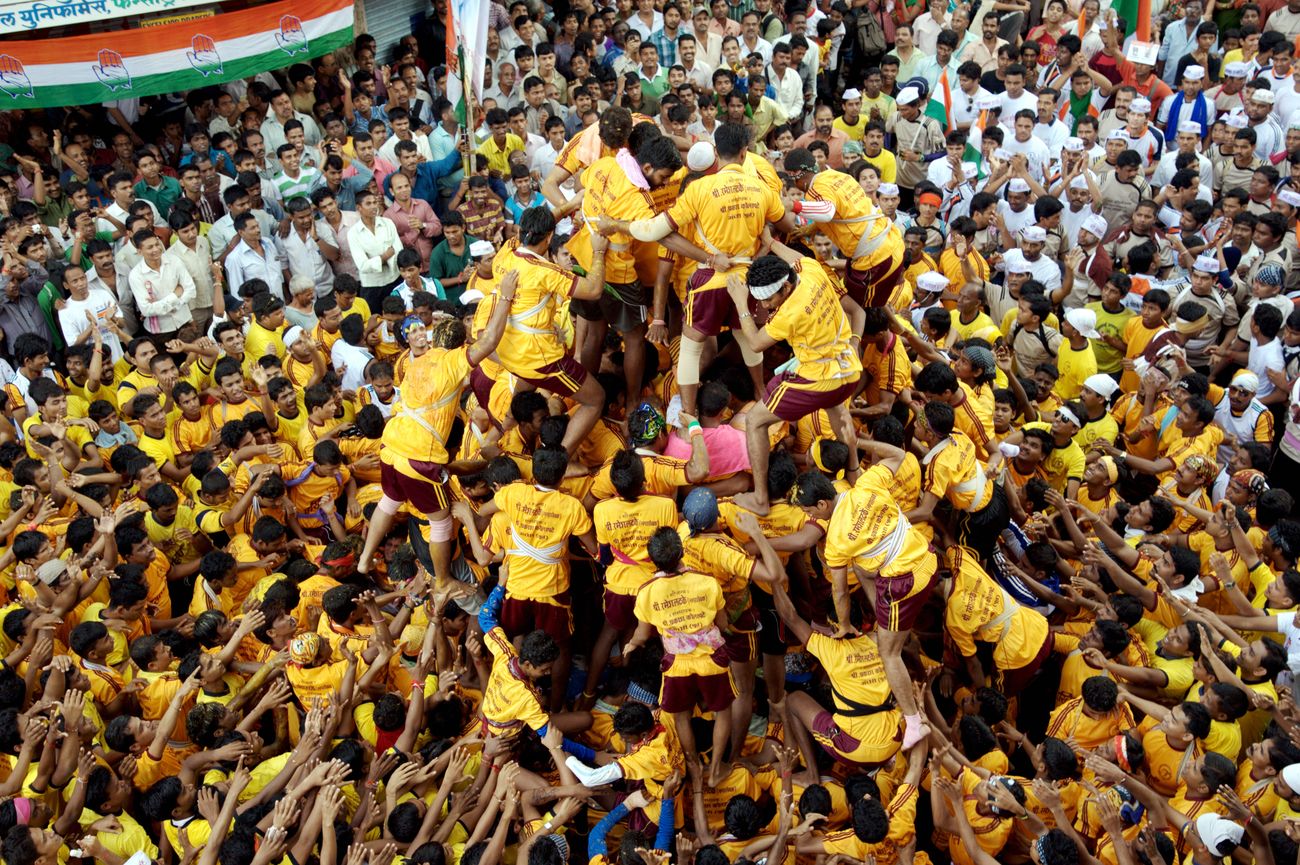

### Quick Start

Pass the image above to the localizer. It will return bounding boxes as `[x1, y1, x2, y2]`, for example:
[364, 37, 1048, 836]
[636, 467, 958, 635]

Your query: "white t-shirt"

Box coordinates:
[999, 200, 1037, 236]
[59, 289, 125, 361]
[331, 340, 374, 392]
[1248, 336, 1286, 399]
[1001, 135, 1052, 181]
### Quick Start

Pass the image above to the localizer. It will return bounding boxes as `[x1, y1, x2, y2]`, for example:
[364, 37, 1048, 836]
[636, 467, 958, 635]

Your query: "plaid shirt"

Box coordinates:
[647, 29, 680, 67]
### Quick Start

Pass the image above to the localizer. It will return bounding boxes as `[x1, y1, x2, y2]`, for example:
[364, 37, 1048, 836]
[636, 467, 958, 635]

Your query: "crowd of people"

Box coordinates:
[2, 0, 1300, 864]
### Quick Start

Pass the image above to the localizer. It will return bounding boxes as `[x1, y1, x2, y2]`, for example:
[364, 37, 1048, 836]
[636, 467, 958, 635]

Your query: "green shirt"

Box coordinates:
[37, 281, 65, 351]
[1085, 300, 1136, 374]
[427, 234, 479, 302]
[134, 176, 182, 217]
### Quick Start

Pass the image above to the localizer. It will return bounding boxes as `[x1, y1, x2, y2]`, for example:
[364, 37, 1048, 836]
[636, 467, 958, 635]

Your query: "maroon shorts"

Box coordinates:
[659, 661, 736, 713]
[684, 270, 740, 337]
[875, 569, 936, 632]
[604, 588, 638, 632]
[723, 627, 757, 665]
[515, 356, 588, 398]
[997, 630, 1054, 694]
[811, 710, 901, 766]
[501, 594, 573, 646]
[469, 366, 496, 416]
[764, 373, 858, 423]
[846, 253, 904, 308]
[380, 460, 449, 515]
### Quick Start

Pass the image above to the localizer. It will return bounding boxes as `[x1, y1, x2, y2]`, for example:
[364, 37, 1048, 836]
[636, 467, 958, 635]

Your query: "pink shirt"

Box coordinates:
[663, 424, 751, 478]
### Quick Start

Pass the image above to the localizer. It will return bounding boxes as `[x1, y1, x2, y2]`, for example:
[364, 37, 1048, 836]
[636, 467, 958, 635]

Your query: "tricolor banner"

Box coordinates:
[445, 0, 489, 125]
[0, 0, 353, 109]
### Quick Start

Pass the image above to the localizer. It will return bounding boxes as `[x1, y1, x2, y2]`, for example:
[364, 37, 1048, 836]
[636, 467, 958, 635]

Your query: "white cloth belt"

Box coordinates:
[585, 220, 630, 252]
[923, 437, 991, 511]
[974, 592, 1019, 644]
[695, 220, 753, 267]
[791, 335, 859, 380]
[508, 526, 566, 565]
[850, 219, 893, 261]
[393, 388, 459, 445]
[508, 296, 559, 335]
[859, 507, 911, 569]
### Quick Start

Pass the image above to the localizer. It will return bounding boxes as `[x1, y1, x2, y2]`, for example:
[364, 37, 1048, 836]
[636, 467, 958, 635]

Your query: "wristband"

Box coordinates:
[651, 318, 666, 326]
[411, 682, 424, 692]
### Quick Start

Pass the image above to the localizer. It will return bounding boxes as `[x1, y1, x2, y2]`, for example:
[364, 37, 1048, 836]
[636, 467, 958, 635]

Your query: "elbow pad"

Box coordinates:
[628, 213, 672, 243]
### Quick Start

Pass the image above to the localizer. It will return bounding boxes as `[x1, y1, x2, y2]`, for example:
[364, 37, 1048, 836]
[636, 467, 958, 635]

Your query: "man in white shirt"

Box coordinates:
[998, 177, 1039, 236]
[767, 42, 805, 126]
[913, 0, 950, 55]
[1002, 110, 1052, 181]
[284, 197, 336, 297]
[128, 231, 196, 340]
[627, 0, 664, 40]
[951, 62, 993, 131]
[738, 10, 774, 63]
[260, 90, 322, 157]
[999, 64, 1039, 120]
[530, 118, 568, 183]
[1033, 90, 1071, 155]
[348, 190, 401, 308]
[1019, 225, 1062, 290]
[225, 212, 287, 301]
[1247, 88, 1285, 158]
[377, 108, 435, 166]
[1153, 122, 1214, 187]
[679, 33, 715, 92]
[330, 313, 375, 392]
[58, 268, 126, 362]
[163, 212, 218, 334]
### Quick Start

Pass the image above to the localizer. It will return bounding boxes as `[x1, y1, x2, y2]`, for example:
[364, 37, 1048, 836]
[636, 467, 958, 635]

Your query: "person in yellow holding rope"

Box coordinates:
[595, 123, 798, 417]
[794, 470, 939, 752]
[358, 274, 517, 576]
[723, 254, 865, 516]
[779, 147, 906, 308]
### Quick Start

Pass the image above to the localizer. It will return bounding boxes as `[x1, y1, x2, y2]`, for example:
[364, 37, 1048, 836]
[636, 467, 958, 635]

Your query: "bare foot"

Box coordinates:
[902, 716, 931, 750]
[357, 552, 373, 575]
[794, 769, 819, 787]
[732, 491, 771, 517]
[707, 757, 731, 788]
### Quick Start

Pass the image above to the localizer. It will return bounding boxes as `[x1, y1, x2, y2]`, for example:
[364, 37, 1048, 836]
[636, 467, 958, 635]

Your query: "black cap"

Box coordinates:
[784, 147, 817, 172]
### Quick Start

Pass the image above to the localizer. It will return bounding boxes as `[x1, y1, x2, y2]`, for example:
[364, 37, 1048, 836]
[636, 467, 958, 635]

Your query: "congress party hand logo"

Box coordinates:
[275, 16, 308, 56]
[92, 49, 132, 92]
[0, 55, 33, 100]
[186, 35, 223, 77]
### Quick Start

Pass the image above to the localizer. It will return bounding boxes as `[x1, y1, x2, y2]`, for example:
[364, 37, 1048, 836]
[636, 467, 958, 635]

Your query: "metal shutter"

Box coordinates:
[360, 0, 430, 62]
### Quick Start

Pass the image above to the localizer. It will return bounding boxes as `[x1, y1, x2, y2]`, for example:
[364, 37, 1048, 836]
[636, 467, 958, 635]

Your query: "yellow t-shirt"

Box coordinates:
[921, 431, 992, 512]
[493, 482, 591, 601]
[633, 570, 726, 677]
[1055, 341, 1098, 400]
[567, 156, 656, 284]
[664, 163, 784, 280]
[594, 495, 678, 595]
[382, 344, 472, 468]
[480, 625, 550, 736]
[764, 258, 862, 386]
[943, 546, 1049, 673]
[805, 630, 902, 764]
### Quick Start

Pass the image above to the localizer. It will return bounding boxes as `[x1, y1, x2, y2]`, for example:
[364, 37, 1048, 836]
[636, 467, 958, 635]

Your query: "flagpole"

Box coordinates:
[460, 44, 472, 177]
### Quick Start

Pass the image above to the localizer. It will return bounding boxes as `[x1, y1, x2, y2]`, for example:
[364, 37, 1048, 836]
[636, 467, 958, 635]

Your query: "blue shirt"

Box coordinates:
[381, 148, 463, 207]
[348, 104, 390, 138]
[310, 159, 375, 211]
[505, 191, 546, 223]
